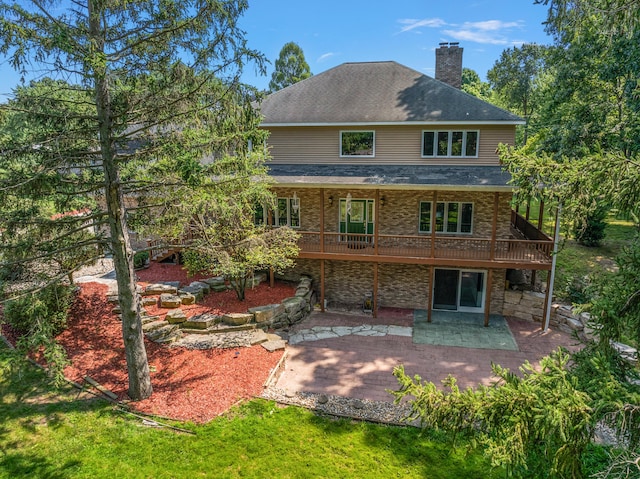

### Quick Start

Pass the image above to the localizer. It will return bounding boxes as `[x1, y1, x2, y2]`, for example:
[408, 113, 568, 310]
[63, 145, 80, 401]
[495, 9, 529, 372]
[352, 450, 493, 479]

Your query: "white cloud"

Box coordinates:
[443, 28, 509, 45]
[463, 20, 523, 31]
[317, 52, 336, 62]
[397, 18, 447, 34]
[443, 19, 525, 45]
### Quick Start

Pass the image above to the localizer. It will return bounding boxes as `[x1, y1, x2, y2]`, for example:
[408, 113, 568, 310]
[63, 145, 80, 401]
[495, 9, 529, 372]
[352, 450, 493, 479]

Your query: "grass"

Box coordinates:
[517, 200, 637, 302]
[0, 346, 501, 479]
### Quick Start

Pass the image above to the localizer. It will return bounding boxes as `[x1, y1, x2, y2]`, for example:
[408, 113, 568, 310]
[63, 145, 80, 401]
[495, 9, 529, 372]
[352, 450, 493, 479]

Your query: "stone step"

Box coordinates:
[180, 322, 259, 335]
[145, 324, 180, 342]
[142, 319, 169, 332]
[141, 314, 161, 325]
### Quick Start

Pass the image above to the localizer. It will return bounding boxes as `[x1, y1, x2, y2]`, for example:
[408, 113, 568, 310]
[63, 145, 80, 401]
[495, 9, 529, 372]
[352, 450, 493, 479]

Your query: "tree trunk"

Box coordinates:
[89, 3, 152, 401]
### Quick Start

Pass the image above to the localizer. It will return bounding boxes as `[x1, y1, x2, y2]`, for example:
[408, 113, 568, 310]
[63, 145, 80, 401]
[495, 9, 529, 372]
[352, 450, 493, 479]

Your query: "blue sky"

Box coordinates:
[0, 1, 552, 99]
[240, 0, 552, 90]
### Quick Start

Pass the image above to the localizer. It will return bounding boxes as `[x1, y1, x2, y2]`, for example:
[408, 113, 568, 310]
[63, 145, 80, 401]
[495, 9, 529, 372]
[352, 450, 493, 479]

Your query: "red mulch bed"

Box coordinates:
[3, 265, 295, 423]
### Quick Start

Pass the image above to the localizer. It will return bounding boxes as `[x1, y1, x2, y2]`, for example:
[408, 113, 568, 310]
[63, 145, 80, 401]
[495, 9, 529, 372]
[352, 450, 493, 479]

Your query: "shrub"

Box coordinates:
[574, 207, 608, 247]
[2, 283, 74, 383]
[133, 250, 149, 269]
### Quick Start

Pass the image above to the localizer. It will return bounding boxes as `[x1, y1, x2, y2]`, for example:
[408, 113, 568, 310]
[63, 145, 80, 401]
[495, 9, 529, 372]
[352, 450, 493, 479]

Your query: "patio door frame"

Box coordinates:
[432, 268, 487, 313]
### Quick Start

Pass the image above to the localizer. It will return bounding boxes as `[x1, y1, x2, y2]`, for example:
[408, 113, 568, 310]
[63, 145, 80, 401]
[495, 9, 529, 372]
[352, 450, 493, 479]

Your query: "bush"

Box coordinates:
[4, 283, 74, 335]
[574, 207, 608, 247]
[133, 250, 149, 269]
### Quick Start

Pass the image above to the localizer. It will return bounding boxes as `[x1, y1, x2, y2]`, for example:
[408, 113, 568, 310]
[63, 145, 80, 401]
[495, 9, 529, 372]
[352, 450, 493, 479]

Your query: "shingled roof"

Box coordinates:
[259, 61, 523, 125]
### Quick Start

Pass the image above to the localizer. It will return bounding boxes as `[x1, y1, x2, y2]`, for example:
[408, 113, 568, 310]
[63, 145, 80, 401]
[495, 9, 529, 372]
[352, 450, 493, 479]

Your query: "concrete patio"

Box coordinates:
[275, 308, 581, 402]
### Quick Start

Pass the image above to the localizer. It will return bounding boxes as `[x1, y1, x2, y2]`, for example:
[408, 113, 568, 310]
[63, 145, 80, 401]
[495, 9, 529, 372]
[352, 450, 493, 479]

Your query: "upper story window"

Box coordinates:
[340, 131, 375, 157]
[419, 201, 473, 234]
[422, 130, 478, 158]
[254, 197, 300, 229]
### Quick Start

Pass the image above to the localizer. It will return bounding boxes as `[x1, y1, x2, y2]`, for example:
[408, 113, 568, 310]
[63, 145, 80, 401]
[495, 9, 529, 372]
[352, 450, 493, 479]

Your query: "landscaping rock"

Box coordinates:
[250, 330, 269, 345]
[249, 303, 285, 324]
[143, 319, 169, 332]
[565, 317, 584, 331]
[222, 312, 254, 326]
[179, 286, 204, 302]
[282, 296, 306, 314]
[141, 296, 158, 307]
[145, 323, 179, 342]
[182, 313, 219, 330]
[179, 292, 196, 305]
[189, 281, 211, 294]
[140, 314, 161, 325]
[260, 339, 286, 352]
[211, 284, 229, 293]
[106, 294, 119, 304]
[166, 309, 187, 324]
[144, 283, 178, 296]
[202, 276, 225, 287]
[160, 293, 182, 308]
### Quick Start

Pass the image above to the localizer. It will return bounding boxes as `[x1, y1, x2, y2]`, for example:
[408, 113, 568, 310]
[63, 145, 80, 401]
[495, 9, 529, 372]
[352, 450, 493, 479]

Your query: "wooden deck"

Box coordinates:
[297, 231, 553, 269]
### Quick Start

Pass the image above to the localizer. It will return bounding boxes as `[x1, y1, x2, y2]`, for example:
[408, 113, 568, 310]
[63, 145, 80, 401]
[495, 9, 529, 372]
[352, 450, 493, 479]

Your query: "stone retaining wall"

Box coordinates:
[503, 289, 591, 337]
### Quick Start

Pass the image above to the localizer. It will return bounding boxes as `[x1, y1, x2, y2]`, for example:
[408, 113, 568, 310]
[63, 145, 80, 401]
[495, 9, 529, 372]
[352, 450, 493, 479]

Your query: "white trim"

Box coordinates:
[261, 120, 525, 127]
[421, 130, 480, 158]
[339, 130, 376, 158]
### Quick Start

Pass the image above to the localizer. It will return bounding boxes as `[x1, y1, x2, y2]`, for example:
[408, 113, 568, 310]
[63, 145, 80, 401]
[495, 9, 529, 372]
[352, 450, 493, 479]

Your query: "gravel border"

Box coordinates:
[260, 386, 419, 427]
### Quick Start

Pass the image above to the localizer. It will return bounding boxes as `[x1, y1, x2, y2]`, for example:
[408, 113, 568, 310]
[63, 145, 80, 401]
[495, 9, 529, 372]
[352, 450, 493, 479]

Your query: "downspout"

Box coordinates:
[543, 203, 562, 332]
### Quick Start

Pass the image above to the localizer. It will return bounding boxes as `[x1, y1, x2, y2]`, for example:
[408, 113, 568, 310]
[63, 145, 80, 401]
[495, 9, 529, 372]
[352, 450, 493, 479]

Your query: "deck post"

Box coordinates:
[543, 203, 562, 331]
[428, 265, 434, 323]
[537, 200, 545, 231]
[320, 259, 325, 312]
[373, 262, 378, 318]
[320, 188, 325, 253]
[491, 192, 499, 261]
[374, 189, 380, 255]
[430, 191, 437, 259]
[484, 269, 493, 327]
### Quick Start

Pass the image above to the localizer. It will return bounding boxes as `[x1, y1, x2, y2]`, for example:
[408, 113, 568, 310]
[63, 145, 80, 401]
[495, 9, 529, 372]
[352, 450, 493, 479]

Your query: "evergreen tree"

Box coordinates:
[0, 0, 266, 400]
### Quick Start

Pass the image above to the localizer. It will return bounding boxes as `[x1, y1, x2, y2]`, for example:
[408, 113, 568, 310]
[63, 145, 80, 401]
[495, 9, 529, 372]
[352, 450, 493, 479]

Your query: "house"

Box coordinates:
[257, 43, 555, 325]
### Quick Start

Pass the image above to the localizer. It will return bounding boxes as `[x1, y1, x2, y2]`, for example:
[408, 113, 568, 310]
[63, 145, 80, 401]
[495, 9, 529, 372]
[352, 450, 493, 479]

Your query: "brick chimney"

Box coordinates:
[435, 42, 463, 89]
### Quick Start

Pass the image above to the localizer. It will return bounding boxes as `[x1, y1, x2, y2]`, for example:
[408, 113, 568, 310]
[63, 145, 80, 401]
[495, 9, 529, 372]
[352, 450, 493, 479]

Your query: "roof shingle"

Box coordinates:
[259, 61, 523, 125]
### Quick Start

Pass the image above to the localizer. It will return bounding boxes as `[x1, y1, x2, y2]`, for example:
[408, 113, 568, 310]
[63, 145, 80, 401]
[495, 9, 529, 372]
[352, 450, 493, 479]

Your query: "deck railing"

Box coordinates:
[511, 211, 553, 241]
[297, 231, 552, 264]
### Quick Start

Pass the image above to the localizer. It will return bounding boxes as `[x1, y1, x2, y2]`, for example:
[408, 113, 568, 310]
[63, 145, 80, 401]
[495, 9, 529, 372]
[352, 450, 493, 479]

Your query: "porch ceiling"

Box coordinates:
[267, 164, 512, 191]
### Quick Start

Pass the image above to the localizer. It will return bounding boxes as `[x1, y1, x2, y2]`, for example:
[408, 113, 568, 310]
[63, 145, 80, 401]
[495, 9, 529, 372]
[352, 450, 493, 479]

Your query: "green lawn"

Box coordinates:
[0, 346, 500, 479]
[517, 200, 637, 301]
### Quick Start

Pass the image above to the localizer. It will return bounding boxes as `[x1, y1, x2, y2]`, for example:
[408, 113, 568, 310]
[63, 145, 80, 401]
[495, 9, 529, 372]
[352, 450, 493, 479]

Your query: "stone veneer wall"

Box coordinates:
[379, 264, 430, 309]
[489, 269, 507, 315]
[282, 258, 506, 314]
[271, 187, 514, 238]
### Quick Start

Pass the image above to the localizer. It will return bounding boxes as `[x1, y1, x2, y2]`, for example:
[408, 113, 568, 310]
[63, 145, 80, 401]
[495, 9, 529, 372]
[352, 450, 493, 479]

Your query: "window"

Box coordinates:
[422, 130, 479, 157]
[419, 202, 432, 233]
[419, 201, 473, 234]
[341, 131, 375, 157]
[254, 198, 300, 228]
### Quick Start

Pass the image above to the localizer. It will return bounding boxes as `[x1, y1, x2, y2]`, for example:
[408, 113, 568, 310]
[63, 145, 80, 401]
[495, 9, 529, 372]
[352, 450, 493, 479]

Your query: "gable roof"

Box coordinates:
[259, 61, 523, 126]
